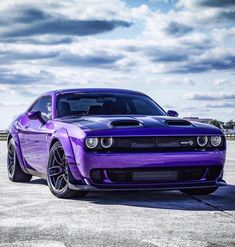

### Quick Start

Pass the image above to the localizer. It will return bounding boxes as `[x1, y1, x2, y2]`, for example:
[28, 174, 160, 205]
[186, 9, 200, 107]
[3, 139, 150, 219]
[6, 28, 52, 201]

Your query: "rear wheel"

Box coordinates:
[7, 139, 32, 182]
[47, 142, 87, 199]
[180, 187, 218, 195]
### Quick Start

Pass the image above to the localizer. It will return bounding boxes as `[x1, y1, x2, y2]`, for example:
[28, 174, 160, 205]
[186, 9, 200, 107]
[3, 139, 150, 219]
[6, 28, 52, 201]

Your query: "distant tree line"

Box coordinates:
[209, 120, 235, 129]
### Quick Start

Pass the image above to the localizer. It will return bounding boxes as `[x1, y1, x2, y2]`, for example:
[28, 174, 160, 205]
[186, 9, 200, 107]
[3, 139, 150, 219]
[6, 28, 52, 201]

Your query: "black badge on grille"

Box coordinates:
[180, 140, 194, 146]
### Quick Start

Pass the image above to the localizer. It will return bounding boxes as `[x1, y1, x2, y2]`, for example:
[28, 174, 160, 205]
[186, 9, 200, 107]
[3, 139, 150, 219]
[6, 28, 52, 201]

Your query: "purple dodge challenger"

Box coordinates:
[7, 88, 226, 198]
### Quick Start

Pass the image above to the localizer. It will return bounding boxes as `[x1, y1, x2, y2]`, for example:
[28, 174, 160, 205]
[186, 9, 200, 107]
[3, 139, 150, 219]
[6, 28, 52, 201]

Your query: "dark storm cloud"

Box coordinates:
[0, 46, 123, 69]
[164, 21, 193, 36]
[0, 73, 37, 84]
[0, 51, 60, 63]
[170, 54, 235, 73]
[125, 45, 190, 62]
[0, 7, 132, 38]
[218, 10, 235, 21]
[0, 37, 73, 45]
[125, 39, 212, 64]
[195, 0, 235, 8]
[126, 41, 235, 73]
[14, 8, 47, 23]
[0, 7, 47, 25]
[4, 19, 131, 38]
[152, 53, 187, 62]
[56, 53, 122, 68]
[0, 70, 53, 85]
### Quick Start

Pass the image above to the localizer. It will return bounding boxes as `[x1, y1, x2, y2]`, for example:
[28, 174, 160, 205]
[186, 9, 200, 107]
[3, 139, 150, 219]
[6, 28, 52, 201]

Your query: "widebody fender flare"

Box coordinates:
[50, 128, 85, 185]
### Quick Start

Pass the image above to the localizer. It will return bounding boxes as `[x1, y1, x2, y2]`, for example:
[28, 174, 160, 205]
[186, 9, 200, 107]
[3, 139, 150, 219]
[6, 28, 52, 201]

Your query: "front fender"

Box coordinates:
[50, 128, 85, 185]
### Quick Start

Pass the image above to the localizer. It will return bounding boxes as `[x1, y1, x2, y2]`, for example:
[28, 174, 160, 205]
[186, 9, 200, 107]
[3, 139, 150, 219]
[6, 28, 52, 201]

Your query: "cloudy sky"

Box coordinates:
[0, 0, 235, 129]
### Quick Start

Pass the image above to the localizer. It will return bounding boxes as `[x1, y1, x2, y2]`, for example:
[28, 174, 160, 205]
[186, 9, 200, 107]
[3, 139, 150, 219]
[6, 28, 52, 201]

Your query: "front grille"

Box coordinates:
[90, 166, 222, 184]
[114, 136, 196, 149]
[132, 170, 178, 183]
[91, 136, 224, 152]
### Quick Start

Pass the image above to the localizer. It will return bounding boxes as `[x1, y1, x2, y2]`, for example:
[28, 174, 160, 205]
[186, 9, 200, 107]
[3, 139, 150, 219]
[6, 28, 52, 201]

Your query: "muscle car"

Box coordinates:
[7, 88, 226, 198]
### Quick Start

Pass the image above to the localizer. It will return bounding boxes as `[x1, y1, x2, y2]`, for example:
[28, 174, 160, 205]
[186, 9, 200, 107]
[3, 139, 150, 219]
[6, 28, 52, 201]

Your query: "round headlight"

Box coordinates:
[197, 136, 208, 147]
[210, 136, 222, 147]
[100, 137, 113, 148]
[85, 137, 98, 149]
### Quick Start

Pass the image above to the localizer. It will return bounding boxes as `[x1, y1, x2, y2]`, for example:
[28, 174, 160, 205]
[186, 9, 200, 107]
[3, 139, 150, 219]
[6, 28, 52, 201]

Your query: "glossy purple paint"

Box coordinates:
[8, 88, 226, 191]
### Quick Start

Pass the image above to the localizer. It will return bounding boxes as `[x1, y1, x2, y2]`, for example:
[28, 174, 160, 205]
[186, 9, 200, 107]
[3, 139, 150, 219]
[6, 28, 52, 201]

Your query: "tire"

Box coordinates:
[180, 187, 218, 195]
[7, 138, 32, 182]
[47, 141, 87, 199]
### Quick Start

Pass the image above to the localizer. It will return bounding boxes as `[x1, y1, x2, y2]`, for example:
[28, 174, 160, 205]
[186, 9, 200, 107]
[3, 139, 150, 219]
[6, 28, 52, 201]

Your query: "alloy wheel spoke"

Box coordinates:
[49, 146, 69, 192]
[8, 148, 13, 156]
[49, 166, 64, 177]
[8, 162, 14, 173]
[8, 152, 13, 159]
[8, 144, 15, 175]
[8, 156, 14, 163]
[62, 174, 68, 183]
[8, 145, 14, 157]
[53, 148, 64, 165]
[55, 174, 64, 190]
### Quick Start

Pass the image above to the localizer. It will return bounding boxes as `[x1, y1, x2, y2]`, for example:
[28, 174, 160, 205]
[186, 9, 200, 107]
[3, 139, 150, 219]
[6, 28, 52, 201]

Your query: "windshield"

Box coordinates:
[56, 92, 166, 118]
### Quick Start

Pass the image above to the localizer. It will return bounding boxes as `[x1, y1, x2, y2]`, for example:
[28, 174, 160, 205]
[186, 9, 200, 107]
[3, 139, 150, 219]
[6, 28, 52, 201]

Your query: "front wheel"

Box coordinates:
[7, 139, 32, 182]
[180, 187, 218, 195]
[47, 142, 87, 199]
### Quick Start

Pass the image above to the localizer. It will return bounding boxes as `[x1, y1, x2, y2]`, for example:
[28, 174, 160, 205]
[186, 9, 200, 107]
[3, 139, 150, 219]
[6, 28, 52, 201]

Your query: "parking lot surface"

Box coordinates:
[0, 141, 234, 247]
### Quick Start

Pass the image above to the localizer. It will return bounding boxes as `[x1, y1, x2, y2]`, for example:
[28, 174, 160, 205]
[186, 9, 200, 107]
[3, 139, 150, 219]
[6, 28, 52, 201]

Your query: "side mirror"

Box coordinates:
[27, 111, 46, 125]
[167, 110, 179, 117]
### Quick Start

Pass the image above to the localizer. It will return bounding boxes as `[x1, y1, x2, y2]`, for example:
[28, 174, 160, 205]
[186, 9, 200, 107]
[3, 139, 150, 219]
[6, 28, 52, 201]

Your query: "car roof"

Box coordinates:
[42, 88, 145, 96]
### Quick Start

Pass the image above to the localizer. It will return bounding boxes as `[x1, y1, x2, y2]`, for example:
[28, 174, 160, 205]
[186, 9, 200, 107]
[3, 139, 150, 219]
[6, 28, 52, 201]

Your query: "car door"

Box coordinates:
[20, 96, 52, 174]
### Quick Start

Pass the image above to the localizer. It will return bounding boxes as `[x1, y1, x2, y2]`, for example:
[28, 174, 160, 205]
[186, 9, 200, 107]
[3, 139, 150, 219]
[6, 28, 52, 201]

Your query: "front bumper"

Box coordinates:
[70, 149, 226, 191]
[68, 180, 227, 191]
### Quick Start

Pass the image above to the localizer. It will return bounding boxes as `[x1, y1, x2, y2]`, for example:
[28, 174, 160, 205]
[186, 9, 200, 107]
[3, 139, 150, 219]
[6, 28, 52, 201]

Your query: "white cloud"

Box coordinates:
[203, 102, 235, 108]
[0, 0, 235, 128]
[184, 92, 235, 100]
[211, 79, 231, 88]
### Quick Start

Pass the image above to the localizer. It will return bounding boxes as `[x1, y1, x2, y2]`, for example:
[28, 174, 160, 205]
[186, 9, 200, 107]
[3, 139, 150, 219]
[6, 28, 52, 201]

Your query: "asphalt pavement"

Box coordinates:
[0, 141, 234, 247]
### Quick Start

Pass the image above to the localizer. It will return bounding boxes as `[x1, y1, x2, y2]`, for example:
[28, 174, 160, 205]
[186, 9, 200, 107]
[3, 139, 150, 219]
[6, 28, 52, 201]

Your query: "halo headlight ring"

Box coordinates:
[85, 137, 98, 149]
[197, 136, 208, 147]
[210, 136, 222, 147]
[100, 137, 113, 149]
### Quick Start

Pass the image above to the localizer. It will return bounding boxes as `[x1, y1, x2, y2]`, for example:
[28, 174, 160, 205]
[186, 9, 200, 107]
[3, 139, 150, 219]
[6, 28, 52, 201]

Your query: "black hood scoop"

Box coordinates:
[165, 120, 192, 126]
[110, 120, 142, 128]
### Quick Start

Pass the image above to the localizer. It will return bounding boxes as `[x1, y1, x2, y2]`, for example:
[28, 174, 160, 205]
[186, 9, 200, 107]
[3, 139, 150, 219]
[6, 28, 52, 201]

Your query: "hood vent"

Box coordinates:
[165, 120, 191, 126]
[111, 120, 142, 128]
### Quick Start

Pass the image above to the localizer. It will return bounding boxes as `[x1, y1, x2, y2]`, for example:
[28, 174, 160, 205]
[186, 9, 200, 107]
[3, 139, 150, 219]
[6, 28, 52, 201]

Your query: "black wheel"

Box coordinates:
[180, 187, 218, 195]
[47, 142, 87, 199]
[7, 139, 32, 182]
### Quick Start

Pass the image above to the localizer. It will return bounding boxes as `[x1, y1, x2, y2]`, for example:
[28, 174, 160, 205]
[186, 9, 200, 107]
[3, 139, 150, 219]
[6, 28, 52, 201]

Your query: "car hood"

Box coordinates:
[58, 115, 223, 136]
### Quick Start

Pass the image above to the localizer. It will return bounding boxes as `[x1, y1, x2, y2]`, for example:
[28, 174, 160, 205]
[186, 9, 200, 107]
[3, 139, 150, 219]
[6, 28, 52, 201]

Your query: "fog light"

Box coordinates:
[210, 136, 222, 147]
[101, 137, 113, 148]
[85, 137, 98, 149]
[197, 136, 208, 147]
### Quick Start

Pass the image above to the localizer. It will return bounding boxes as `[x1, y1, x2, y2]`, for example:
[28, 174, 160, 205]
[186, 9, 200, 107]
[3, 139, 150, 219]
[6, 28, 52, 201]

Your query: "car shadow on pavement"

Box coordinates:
[30, 178, 48, 186]
[82, 184, 235, 211]
[29, 178, 235, 211]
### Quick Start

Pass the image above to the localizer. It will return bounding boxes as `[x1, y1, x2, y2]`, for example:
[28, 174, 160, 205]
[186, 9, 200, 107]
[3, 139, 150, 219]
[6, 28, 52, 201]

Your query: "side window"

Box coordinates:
[30, 96, 52, 120]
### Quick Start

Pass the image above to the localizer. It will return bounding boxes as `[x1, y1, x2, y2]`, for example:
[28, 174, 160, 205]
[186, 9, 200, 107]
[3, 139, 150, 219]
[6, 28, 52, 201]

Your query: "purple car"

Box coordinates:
[7, 88, 226, 198]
